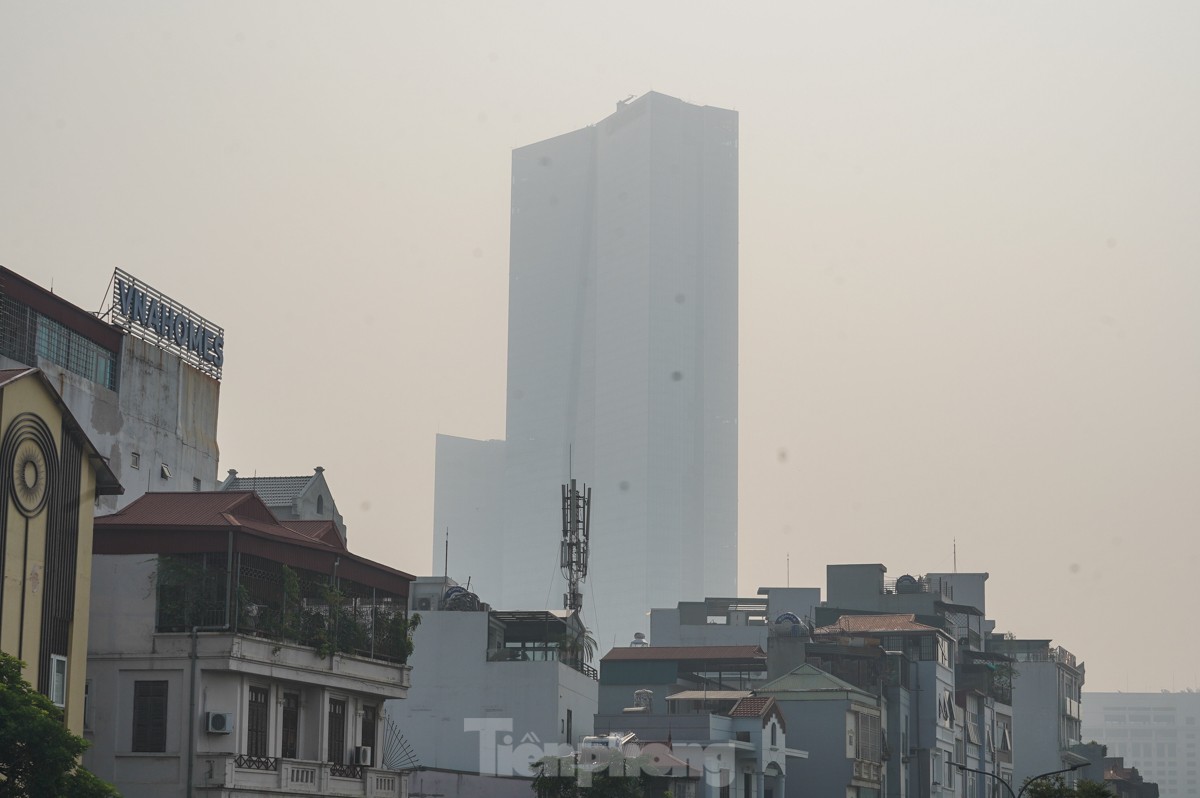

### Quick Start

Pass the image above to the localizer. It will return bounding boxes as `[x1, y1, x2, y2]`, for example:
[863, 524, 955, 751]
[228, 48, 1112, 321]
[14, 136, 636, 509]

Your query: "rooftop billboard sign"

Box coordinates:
[102, 268, 225, 379]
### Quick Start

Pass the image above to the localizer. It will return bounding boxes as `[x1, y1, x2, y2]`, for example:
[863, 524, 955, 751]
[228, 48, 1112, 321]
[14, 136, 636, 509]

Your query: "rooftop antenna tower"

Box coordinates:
[560, 478, 591, 613]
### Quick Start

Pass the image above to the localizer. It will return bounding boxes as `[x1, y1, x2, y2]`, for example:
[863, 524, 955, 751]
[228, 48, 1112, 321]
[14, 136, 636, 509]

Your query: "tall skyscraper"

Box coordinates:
[434, 91, 738, 646]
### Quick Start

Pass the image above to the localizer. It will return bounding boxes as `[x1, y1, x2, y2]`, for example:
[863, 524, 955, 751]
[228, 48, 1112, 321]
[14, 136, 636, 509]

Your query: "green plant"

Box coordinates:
[153, 554, 227, 631]
[0, 653, 121, 797]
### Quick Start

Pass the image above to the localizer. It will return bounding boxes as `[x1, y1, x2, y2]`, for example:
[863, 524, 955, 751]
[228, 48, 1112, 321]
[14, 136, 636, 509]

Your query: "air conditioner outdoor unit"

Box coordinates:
[355, 746, 373, 766]
[417, 598, 432, 611]
[206, 712, 234, 734]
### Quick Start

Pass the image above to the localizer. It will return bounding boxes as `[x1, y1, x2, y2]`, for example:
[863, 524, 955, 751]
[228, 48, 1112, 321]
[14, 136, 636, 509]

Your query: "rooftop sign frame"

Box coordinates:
[99, 268, 225, 379]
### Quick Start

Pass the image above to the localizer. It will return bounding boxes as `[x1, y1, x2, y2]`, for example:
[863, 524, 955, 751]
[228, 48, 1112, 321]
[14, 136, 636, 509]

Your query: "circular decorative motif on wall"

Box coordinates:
[2, 413, 59, 519]
[12, 437, 49, 516]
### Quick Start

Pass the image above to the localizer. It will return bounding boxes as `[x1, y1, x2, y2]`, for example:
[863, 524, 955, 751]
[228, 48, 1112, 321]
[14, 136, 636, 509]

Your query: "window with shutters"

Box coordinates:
[856, 712, 881, 762]
[247, 686, 269, 757]
[282, 693, 299, 759]
[133, 681, 168, 752]
[327, 698, 346, 764]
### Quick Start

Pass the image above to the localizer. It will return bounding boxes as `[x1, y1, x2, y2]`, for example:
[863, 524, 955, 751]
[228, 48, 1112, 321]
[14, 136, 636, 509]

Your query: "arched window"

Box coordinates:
[317, 495, 325, 514]
[771, 722, 777, 746]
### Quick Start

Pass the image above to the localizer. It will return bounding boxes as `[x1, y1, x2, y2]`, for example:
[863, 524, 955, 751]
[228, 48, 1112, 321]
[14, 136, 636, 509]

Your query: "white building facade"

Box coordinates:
[432, 91, 739, 644]
[1081, 691, 1199, 797]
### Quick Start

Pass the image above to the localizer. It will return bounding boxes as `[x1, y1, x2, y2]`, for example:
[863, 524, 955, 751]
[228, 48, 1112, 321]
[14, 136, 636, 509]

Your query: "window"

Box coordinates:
[360, 705, 376, 766]
[566, 708, 573, 743]
[131, 451, 141, 469]
[132, 681, 168, 752]
[247, 686, 269, 757]
[84, 680, 93, 731]
[193, 477, 202, 491]
[771, 721, 777, 746]
[327, 698, 346, 764]
[945, 754, 955, 789]
[50, 655, 67, 707]
[282, 693, 299, 759]
[317, 495, 324, 514]
[856, 712, 881, 762]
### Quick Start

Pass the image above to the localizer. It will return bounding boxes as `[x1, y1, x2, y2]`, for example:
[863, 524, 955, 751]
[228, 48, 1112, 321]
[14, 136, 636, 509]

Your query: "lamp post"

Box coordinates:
[955, 762, 1083, 798]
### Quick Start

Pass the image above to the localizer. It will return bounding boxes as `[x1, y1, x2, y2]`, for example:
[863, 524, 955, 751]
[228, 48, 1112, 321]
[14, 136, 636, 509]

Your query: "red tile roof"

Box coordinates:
[728, 696, 774, 717]
[93, 491, 412, 591]
[601, 645, 766, 662]
[282, 519, 344, 549]
[97, 490, 274, 527]
[814, 613, 939, 635]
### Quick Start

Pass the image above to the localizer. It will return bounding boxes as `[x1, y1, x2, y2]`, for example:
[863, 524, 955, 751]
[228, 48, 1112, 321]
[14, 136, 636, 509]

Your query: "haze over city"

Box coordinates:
[3, 2, 1198, 694]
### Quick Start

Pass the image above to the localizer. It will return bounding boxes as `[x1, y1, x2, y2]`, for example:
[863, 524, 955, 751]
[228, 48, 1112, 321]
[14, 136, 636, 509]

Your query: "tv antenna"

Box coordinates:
[560, 478, 591, 612]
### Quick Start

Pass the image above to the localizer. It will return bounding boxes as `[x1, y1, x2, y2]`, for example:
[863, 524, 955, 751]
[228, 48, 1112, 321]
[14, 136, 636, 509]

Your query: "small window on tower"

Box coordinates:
[131, 452, 140, 470]
[193, 478, 201, 492]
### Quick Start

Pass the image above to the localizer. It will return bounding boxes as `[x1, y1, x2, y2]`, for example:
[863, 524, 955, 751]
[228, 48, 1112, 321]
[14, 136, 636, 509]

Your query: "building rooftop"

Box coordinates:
[757, 663, 874, 699]
[602, 645, 766, 663]
[94, 490, 413, 592]
[728, 695, 776, 718]
[665, 690, 751, 702]
[221, 472, 315, 506]
[815, 613, 941, 636]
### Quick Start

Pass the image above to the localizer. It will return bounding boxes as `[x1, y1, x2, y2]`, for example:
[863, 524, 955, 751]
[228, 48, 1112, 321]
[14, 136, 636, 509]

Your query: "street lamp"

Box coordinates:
[955, 762, 1083, 798]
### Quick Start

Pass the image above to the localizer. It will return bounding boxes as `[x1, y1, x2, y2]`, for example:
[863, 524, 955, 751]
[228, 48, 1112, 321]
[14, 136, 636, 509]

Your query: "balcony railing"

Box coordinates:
[853, 759, 883, 783]
[205, 754, 403, 796]
[882, 575, 953, 599]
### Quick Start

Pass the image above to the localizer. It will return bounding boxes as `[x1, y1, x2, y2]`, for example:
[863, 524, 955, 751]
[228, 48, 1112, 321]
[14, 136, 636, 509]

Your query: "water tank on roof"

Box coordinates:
[895, 574, 920, 594]
[772, 612, 812, 638]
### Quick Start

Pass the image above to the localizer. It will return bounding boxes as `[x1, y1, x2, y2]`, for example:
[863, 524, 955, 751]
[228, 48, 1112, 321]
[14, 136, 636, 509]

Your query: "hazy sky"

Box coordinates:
[3, 2, 1198, 693]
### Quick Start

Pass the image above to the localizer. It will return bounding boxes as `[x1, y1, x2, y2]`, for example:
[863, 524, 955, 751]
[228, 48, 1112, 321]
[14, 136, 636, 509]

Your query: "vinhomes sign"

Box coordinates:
[105, 268, 225, 379]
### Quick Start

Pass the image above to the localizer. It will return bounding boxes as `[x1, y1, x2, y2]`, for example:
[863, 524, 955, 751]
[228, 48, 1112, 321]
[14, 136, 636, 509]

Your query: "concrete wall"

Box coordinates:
[650, 607, 767, 648]
[3, 333, 221, 513]
[406, 770, 533, 798]
[1010, 660, 1063, 785]
[776, 700, 853, 798]
[385, 611, 597, 775]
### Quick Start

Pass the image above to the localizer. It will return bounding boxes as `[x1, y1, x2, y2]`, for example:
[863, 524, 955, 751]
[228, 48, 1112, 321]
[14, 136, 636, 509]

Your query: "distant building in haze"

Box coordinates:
[432, 91, 739, 644]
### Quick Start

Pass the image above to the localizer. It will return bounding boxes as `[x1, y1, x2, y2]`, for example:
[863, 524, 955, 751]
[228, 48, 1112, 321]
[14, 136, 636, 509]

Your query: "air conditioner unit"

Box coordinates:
[355, 746, 373, 766]
[206, 712, 234, 734]
[417, 598, 432, 611]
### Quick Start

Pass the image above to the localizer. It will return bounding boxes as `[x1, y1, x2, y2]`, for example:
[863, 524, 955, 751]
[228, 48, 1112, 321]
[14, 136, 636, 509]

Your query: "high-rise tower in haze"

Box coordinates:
[434, 92, 738, 645]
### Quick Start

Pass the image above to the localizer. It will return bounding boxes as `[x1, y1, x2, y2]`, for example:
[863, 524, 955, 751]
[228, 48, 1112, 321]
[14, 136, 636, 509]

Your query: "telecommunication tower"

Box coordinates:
[560, 479, 591, 612]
